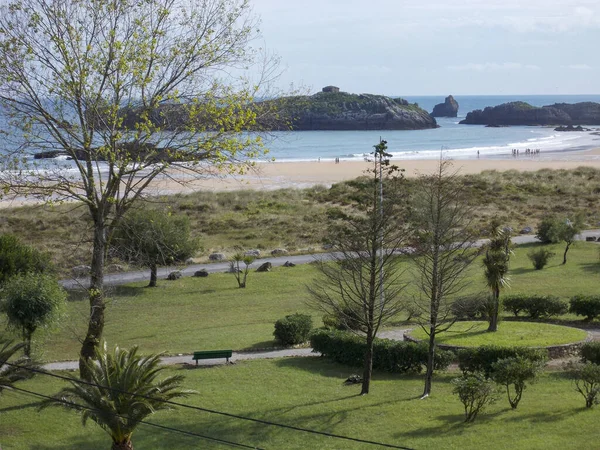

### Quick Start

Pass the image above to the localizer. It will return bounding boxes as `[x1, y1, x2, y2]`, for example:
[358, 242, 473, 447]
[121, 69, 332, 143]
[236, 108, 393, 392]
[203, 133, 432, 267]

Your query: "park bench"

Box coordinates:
[192, 350, 233, 365]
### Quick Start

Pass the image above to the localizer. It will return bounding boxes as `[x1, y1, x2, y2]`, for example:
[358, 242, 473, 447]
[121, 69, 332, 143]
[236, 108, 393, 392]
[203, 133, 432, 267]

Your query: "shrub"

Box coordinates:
[451, 295, 489, 321]
[321, 306, 362, 331]
[536, 216, 562, 244]
[452, 374, 497, 422]
[569, 295, 600, 321]
[273, 314, 313, 346]
[491, 356, 544, 409]
[310, 330, 453, 374]
[580, 342, 600, 365]
[458, 346, 548, 377]
[566, 362, 600, 408]
[527, 248, 555, 270]
[503, 294, 568, 319]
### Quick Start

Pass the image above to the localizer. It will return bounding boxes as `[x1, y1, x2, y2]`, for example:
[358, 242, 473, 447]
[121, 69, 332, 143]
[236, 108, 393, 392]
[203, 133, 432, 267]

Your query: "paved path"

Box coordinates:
[60, 230, 600, 289]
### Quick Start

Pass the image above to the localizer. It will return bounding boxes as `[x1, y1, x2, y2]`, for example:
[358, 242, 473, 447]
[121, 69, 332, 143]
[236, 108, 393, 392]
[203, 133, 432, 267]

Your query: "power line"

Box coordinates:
[9, 385, 262, 450]
[4, 361, 414, 449]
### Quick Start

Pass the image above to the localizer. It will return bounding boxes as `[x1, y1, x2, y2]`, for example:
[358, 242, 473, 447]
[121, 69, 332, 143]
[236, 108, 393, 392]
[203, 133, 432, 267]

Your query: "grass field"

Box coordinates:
[1, 358, 599, 450]
[408, 321, 588, 347]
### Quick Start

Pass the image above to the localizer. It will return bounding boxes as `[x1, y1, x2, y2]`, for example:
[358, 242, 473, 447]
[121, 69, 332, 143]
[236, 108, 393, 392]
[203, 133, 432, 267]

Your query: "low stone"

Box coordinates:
[256, 262, 272, 273]
[72, 265, 91, 277]
[283, 261, 296, 267]
[344, 374, 363, 385]
[245, 249, 261, 257]
[520, 227, 532, 234]
[106, 264, 125, 273]
[322, 244, 333, 250]
[194, 269, 209, 277]
[209, 253, 226, 261]
[586, 236, 597, 242]
[271, 248, 288, 256]
[167, 271, 182, 280]
[185, 258, 195, 265]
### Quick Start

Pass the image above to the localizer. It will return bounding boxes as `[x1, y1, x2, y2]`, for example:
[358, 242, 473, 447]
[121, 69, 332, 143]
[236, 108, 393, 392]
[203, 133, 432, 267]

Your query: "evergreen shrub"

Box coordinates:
[458, 345, 548, 377]
[503, 294, 567, 319]
[273, 314, 313, 346]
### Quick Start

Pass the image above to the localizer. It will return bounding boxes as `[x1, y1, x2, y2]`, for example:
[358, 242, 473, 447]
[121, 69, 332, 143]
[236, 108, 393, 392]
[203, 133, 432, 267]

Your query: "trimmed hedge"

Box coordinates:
[451, 294, 488, 321]
[569, 295, 600, 321]
[273, 314, 313, 346]
[580, 342, 600, 365]
[503, 294, 568, 319]
[458, 345, 548, 377]
[310, 329, 453, 374]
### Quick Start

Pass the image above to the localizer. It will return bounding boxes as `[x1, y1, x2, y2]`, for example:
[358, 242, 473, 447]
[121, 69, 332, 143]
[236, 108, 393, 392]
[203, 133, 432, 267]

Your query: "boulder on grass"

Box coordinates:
[586, 236, 597, 242]
[106, 264, 125, 273]
[245, 249, 261, 257]
[167, 271, 182, 280]
[271, 248, 288, 256]
[72, 265, 91, 278]
[194, 269, 209, 277]
[256, 262, 272, 273]
[520, 226, 532, 234]
[209, 253, 226, 261]
[283, 261, 296, 267]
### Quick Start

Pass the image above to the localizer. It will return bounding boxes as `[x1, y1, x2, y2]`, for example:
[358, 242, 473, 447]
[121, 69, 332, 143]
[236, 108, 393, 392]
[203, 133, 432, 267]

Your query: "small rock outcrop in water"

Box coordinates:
[261, 88, 438, 131]
[431, 95, 459, 117]
[554, 125, 590, 132]
[460, 101, 600, 126]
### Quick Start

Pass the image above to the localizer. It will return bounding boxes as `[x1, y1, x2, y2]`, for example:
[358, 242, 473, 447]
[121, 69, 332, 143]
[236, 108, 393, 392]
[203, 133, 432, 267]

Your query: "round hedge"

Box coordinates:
[408, 321, 587, 347]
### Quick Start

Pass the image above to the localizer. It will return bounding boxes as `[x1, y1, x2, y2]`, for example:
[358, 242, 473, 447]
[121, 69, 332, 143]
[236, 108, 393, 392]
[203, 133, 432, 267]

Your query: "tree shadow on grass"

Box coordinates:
[578, 262, 600, 275]
[0, 400, 42, 413]
[395, 410, 506, 439]
[243, 340, 279, 350]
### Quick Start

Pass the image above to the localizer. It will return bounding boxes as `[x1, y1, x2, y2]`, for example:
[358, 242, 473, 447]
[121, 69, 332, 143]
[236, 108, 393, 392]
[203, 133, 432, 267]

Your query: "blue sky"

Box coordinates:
[252, 0, 600, 95]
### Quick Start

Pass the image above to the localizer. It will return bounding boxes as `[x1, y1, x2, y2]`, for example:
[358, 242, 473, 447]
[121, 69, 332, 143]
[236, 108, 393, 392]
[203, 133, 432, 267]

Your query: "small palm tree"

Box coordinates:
[0, 337, 37, 394]
[43, 343, 192, 450]
[483, 226, 512, 332]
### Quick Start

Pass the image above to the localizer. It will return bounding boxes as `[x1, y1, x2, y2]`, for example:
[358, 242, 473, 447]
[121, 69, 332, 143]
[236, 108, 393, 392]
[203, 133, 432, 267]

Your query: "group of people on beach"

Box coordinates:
[512, 148, 541, 157]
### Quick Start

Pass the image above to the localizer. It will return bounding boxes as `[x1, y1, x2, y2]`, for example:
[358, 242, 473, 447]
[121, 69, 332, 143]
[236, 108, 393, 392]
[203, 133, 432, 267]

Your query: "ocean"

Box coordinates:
[264, 95, 600, 162]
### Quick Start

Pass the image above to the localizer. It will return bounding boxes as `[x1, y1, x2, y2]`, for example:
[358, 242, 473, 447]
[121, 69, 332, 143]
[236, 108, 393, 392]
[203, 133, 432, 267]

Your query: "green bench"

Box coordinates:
[192, 350, 233, 365]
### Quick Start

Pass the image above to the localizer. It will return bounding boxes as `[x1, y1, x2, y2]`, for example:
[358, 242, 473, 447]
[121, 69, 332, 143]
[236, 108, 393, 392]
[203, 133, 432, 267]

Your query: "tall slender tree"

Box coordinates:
[0, 0, 282, 378]
[411, 160, 479, 398]
[483, 223, 512, 332]
[308, 140, 410, 395]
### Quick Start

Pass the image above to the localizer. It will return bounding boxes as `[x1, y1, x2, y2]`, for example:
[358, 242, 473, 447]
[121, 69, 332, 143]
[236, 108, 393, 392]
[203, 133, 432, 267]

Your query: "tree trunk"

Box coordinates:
[487, 290, 499, 332]
[149, 264, 157, 287]
[79, 222, 107, 380]
[361, 330, 374, 395]
[112, 439, 133, 450]
[22, 327, 31, 357]
[562, 242, 571, 265]
[421, 326, 436, 398]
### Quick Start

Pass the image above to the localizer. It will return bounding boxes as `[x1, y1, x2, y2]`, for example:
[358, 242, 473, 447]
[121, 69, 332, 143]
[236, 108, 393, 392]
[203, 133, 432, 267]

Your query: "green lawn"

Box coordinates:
[1, 358, 599, 450]
[409, 321, 588, 347]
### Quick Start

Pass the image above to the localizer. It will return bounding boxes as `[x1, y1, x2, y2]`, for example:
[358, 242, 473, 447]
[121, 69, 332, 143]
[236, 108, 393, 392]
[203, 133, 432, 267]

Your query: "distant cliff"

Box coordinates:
[460, 101, 600, 126]
[431, 95, 459, 118]
[262, 90, 438, 131]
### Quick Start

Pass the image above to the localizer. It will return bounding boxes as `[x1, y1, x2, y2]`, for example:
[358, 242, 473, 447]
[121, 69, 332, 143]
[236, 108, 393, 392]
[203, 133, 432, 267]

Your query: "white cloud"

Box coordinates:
[562, 64, 592, 70]
[447, 63, 541, 72]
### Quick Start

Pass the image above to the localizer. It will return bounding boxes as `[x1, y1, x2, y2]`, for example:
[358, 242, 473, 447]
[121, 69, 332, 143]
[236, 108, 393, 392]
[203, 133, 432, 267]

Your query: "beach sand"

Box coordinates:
[3, 147, 600, 207]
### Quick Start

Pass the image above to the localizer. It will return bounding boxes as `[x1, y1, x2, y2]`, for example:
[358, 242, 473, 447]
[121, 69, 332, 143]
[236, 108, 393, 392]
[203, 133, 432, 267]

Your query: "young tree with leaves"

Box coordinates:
[230, 253, 255, 288]
[0, 234, 52, 286]
[483, 223, 513, 332]
[111, 208, 199, 287]
[0, 0, 283, 377]
[308, 140, 410, 395]
[410, 160, 479, 398]
[0, 337, 38, 395]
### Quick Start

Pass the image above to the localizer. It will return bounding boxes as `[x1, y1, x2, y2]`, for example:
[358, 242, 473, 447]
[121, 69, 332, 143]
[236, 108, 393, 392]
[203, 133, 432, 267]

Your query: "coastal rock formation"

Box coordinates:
[266, 89, 438, 131]
[460, 101, 600, 126]
[431, 95, 459, 118]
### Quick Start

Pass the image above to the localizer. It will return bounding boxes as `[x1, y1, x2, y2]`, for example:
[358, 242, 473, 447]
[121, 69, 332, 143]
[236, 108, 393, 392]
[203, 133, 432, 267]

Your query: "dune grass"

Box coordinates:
[1, 358, 599, 450]
[408, 321, 588, 347]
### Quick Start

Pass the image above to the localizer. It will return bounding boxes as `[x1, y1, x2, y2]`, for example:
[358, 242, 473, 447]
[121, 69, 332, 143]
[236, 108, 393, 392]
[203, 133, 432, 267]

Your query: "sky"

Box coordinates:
[251, 0, 600, 96]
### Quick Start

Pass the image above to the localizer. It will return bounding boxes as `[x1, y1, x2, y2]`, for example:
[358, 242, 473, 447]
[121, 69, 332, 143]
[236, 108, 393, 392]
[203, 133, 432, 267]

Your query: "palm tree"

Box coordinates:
[43, 343, 192, 450]
[483, 226, 512, 332]
[0, 337, 37, 394]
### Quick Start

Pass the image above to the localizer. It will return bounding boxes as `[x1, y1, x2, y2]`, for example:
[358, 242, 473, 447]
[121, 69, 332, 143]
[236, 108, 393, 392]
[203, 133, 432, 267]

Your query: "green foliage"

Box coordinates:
[527, 248, 555, 270]
[566, 362, 600, 408]
[273, 314, 313, 346]
[451, 294, 489, 320]
[0, 234, 52, 286]
[0, 273, 66, 357]
[458, 345, 548, 377]
[536, 217, 563, 243]
[321, 306, 363, 331]
[0, 336, 37, 395]
[580, 342, 600, 365]
[569, 295, 600, 321]
[310, 330, 453, 373]
[452, 374, 497, 422]
[502, 294, 568, 319]
[230, 252, 255, 288]
[42, 343, 192, 448]
[491, 356, 544, 409]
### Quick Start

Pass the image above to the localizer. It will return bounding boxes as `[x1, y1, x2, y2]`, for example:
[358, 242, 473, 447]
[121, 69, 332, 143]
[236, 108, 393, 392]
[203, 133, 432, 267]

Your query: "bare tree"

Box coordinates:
[0, 0, 282, 378]
[308, 140, 410, 395]
[411, 160, 479, 399]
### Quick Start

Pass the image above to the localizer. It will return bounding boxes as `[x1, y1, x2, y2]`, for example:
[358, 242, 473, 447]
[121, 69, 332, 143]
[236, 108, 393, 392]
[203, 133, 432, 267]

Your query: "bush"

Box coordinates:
[536, 216, 562, 244]
[322, 306, 363, 331]
[580, 342, 600, 365]
[273, 314, 313, 346]
[452, 374, 497, 422]
[451, 295, 488, 321]
[310, 329, 453, 374]
[569, 295, 600, 321]
[458, 345, 548, 377]
[503, 294, 568, 319]
[491, 356, 544, 409]
[527, 248, 555, 270]
[566, 362, 600, 408]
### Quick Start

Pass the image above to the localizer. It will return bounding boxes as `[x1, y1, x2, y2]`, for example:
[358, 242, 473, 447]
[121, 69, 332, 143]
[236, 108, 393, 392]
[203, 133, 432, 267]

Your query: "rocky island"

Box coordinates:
[261, 86, 438, 131]
[460, 101, 600, 126]
[431, 95, 459, 118]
